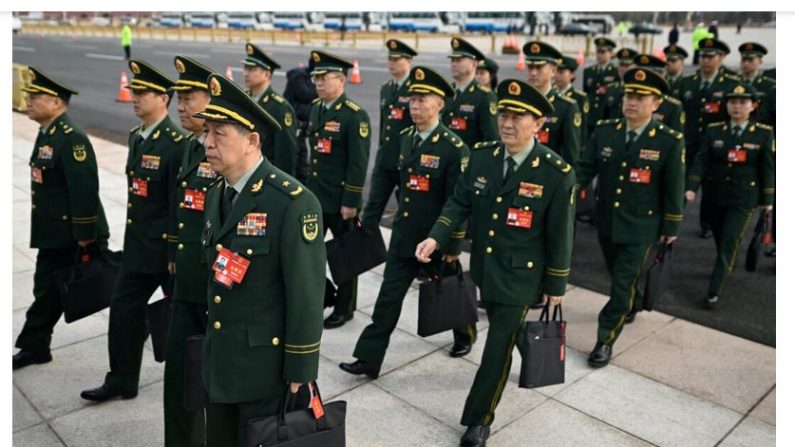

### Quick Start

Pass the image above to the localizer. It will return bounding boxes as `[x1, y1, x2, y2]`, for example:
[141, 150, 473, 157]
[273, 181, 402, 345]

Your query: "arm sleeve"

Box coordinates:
[62, 133, 102, 241]
[479, 95, 500, 142]
[574, 128, 600, 189]
[440, 144, 470, 255]
[341, 110, 371, 209]
[274, 103, 299, 176]
[562, 101, 582, 164]
[760, 131, 775, 205]
[543, 171, 576, 296]
[428, 152, 474, 248]
[685, 129, 710, 192]
[661, 136, 686, 236]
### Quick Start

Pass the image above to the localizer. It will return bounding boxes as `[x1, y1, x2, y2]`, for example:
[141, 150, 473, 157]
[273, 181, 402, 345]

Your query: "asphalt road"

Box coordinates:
[12, 33, 775, 346]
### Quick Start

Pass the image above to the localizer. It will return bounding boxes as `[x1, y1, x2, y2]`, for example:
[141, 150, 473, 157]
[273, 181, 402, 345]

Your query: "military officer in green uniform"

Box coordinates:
[82, 60, 189, 402]
[685, 83, 775, 309]
[632, 54, 685, 133]
[575, 68, 685, 368]
[416, 79, 576, 447]
[523, 41, 581, 165]
[663, 44, 689, 99]
[306, 50, 371, 329]
[443, 38, 499, 149]
[341, 66, 474, 379]
[242, 43, 299, 176]
[361, 39, 417, 224]
[476, 57, 499, 94]
[162, 55, 216, 446]
[679, 38, 740, 239]
[195, 73, 326, 447]
[583, 37, 619, 135]
[738, 42, 775, 126]
[555, 55, 589, 151]
[596, 47, 639, 121]
[14, 68, 110, 370]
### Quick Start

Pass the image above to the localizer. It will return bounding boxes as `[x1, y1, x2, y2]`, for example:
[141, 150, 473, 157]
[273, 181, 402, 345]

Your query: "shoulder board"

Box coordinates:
[596, 118, 621, 127]
[573, 89, 587, 97]
[656, 123, 684, 140]
[208, 176, 224, 190]
[686, 73, 699, 81]
[345, 100, 361, 112]
[724, 73, 741, 81]
[266, 172, 303, 199]
[707, 122, 724, 128]
[271, 93, 285, 103]
[478, 85, 491, 93]
[400, 125, 415, 135]
[540, 148, 572, 174]
[762, 76, 776, 84]
[312, 97, 321, 104]
[130, 125, 140, 133]
[439, 130, 464, 148]
[557, 93, 576, 104]
[665, 95, 682, 105]
[473, 140, 499, 150]
[64, 127, 74, 134]
[756, 123, 773, 131]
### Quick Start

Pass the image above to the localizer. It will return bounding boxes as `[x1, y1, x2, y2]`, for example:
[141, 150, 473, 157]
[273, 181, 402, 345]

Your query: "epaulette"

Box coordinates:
[573, 88, 587, 97]
[266, 172, 303, 199]
[756, 123, 773, 131]
[541, 148, 572, 174]
[209, 176, 224, 190]
[271, 93, 285, 103]
[658, 123, 683, 140]
[440, 130, 465, 149]
[130, 125, 140, 133]
[400, 125, 415, 135]
[478, 85, 491, 93]
[473, 140, 499, 150]
[707, 122, 724, 128]
[312, 98, 321, 104]
[345, 100, 361, 112]
[761, 76, 776, 84]
[166, 127, 189, 143]
[723, 73, 741, 82]
[665, 95, 682, 106]
[596, 118, 621, 127]
[556, 93, 576, 104]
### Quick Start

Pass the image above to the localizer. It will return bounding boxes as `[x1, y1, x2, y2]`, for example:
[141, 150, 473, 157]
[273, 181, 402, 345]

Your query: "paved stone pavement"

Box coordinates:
[11, 112, 775, 446]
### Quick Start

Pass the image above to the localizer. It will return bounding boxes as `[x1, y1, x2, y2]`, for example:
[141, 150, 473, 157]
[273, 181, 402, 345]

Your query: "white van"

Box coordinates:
[323, 12, 363, 31]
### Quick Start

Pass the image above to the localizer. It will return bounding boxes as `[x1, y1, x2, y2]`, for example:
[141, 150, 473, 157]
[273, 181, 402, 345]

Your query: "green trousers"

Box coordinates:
[104, 268, 171, 392]
[15, 246, 77, 352]
[323, 212, 358, 317]
[597, 234, 651, 346]
[164, 299, 207, 447]
[460, 302, 528, 427]
[353, 254, 476, 369]
[703, 202, 755, 296]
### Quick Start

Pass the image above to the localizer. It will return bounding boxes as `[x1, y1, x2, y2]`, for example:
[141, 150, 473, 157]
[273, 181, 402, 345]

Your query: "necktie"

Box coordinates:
[732, 125, 742, 139]
[503, 157, 517, 185]
[413, 133, 422, 149]
[391, 80, 399, 97]
[220, 186, 237, 224]
[700, 80, 710, 92]
[627, 130, 638, 145]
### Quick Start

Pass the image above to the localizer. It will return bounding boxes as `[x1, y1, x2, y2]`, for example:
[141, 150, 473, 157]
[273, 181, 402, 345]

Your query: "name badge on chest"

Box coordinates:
[389, 107, 404, 120]
[132, 178, 149, 197]
[141, 154, 161, 170]
[629, 168, 652, 184]
[182, 189, 205, 211]
[408, 175, 430, 192]
[713, 140, 724, 148]
[237, 213, 268, 236]
[450, 117, 467, 131]
[31, 167, 44, 184]
[196, 162, 217, 179]
[420, 154, 440, 169]
[315, 138, 332, 154]
[537, 129, 550, 144]
[212, 247, 251, 288]
[506, 208, 533, 229]
[38, 145, 54, 160]
[728, 150, 747, 163]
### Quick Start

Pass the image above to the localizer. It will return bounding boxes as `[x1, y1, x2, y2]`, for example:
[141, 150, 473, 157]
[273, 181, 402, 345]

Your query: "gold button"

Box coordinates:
[128, 202, 132, 208]
[127, 219, 132, 224]
[31, 204, 36, 210]
[488, 230, 495, 237]
[31, 191, 35, 195]
[178, 223, 184, 229]
[727, 163, 732, 168]
[492, 213, 498, 220]
[246, 248, 253, 255]
[486, 247, 493, 254]
[647, 210, 653, 215]
[202, 187, 207, 192]
[161, 233, 167, 240]
[62, 215, 68, 220]
[213, 321, 221, 330]
[214, 296, 221, 304]
[128, 187, 133, 192]
[181, 181, 187, 187]
[129, 170, 134, 176]
[526, 261, 534, 268]
[404, 197, 410, 203]
[725, 176, 731, 181]
[621, 162, 627, 167]
[179, 202, 185, 208]
[313, 159, 318, 164]
[30, 162, 34, 167]
[496, 197, 502, 203]
[272, 337, 280, 346]
[312, 172, 318, 177]
[614, 202, 620, 208]
[750, 181, 756, 186]
[216, 244, 223, 251]
[619, 175, 624, 181]
[178, 243, 184, 250]
[616, 188, 622, 194]
[408, 167, 413, 173]
[403, 211, 409, 217]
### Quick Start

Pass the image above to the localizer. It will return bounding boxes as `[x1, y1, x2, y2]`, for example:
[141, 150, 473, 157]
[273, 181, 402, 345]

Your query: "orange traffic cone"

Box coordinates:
[225, 66, 234, 81]
[116, 71, 132, 103]
[576, 49, 584, 66]
[350, 59, 362, 84]
[516, 49, 526, 71]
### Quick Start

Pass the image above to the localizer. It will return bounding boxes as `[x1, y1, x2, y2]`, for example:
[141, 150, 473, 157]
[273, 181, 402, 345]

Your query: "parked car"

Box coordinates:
[557, 22, 597, 36]
[629, 23, 663, 36]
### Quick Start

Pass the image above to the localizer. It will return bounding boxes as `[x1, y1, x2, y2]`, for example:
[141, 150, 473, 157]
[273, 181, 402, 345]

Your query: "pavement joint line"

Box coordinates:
[609, 315, 680, 363]
[85, 52, 125, 61]
[12, 383, 48, 434]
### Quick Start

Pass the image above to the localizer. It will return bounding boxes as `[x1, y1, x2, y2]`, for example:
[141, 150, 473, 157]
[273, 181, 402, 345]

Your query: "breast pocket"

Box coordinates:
[229, 237, 272, 287]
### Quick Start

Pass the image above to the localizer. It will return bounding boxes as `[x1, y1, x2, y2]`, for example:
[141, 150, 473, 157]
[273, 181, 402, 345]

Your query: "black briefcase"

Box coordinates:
[745, 212, 770, 272]
[246, 382, 346, 447]
[575, 183, 596, 223]
[326, 219, 387, 285]
[183, 334, 207, 411]
[518, 304, 565, 389]
[54, 247, 122, 324]
[146, 297, 172, 363]
[417, 261, 478, 337]
[642, 242, 674, 311]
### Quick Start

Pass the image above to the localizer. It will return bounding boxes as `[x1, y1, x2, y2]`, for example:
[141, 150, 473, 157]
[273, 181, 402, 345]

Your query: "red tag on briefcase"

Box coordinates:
[183, 189, 206, 211]
[506, 208, 533, 228]
[132, 178, 148, 197]
[728, 150, 747, 163]
[315, 138, 332, 154]
[537, 129, 550, 144]
[408, 175, 430, 192]
[629, 169, 652, 184]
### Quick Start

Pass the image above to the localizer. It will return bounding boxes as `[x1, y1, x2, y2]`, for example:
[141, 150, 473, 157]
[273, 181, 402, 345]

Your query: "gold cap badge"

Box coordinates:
[415, 68, 425, 81]
[734, 85, 746, 94]
[389, 41, 397, 49]
[246, 44, 254, 55]
[130, 62, 140, 74]
[209, 77, 221, 96]
[635, 70, 647, 81]
[531, 43, 540, 54]
[175, 58, 185, 74]
[508, 81, 521, 96]
[312, 52, 320, 63]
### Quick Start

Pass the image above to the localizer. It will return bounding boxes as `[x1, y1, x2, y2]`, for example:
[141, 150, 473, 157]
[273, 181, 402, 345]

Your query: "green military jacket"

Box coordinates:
[666, 74, 685, 99]
[583, 63, 620, 130]
[124, 116, 188, 273]
[744, 74, 776, 127]
[29, 112, 109, 249]
[200, 159, 325, 403]
[370, 123, 469, 257]
[429, 141, 576, 305]
[575, 118, 686, 244]
[601, 87, 685, 133]
[306, 93, 371, 212]
[679, 69, 741, 150]
[376, 77, 414, 171]
[686, 121, 775, 207]
[442, 79, 499, 148]
[561, 85, 590, 151]
[255, 86, 300, 176]
[174, 135, 218, 303]
[538, 88, 582, 165]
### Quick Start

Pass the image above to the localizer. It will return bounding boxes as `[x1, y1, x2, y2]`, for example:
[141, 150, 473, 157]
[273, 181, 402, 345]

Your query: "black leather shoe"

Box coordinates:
[80, 384, 137, 402]
[699, 228, 713, 239]
[588, 342, 612, 368]
[323, 313, 353, 329]
[338, 360, 380, 379]
[449, 343, 472, 358]
[12, 350, 52, 370]
[460, 425, 490, 447]
[702, 294, 719, 309]
[625, 310, 637, 324]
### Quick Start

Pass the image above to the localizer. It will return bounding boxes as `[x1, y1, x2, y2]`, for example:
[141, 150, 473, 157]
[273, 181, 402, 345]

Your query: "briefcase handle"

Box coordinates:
[538, 303, 563, 323]
[275, 381, 330, 441]
[335, 215, 362, 237]
[652, 242, 674, 265]
[67, 243, 108, 282]
[422, 259, 464, 282]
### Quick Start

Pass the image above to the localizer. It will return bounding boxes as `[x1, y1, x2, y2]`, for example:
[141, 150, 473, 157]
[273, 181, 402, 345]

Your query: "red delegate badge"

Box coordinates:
[703, 102, 720, 114]
[506, 208, 533, 229]
[315, 138, 332, 154]
[408, 175, 430, 192]
[450, 117, 467, 131]
[183, 189, 205, 211]
[132, 178, 148, 197]
[727, 150, 747, 163]
[389, 107, 404, 120]
[212, 248, 251, 288]
[629, 169, 652, 184]
[31, 167, 44, 184]
[537, 129, 550, 144]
